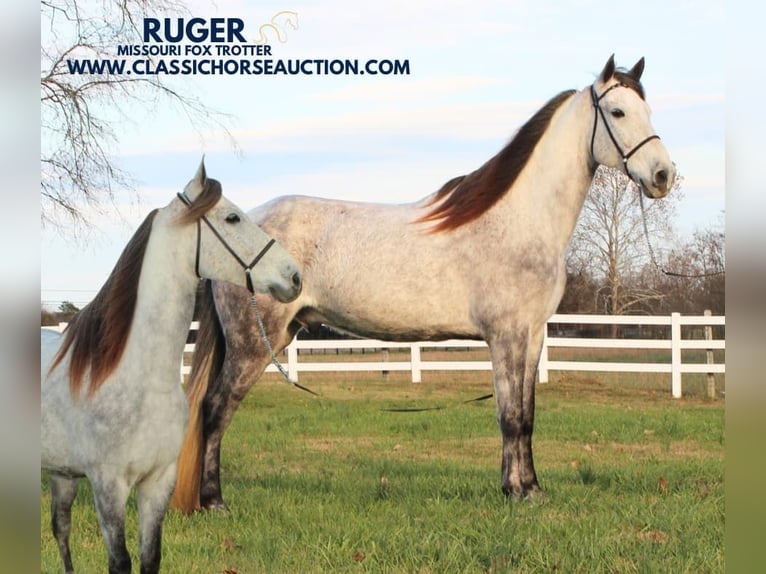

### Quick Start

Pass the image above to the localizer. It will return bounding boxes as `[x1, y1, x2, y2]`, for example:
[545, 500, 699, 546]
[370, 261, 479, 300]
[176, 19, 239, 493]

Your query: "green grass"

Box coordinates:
[41, 372, 724, 573]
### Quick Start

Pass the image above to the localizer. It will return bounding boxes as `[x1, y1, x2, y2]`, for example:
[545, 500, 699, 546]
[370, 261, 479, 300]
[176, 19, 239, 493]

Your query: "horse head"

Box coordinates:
[589, 54, 675, 199]
[180, 158, 302, 303]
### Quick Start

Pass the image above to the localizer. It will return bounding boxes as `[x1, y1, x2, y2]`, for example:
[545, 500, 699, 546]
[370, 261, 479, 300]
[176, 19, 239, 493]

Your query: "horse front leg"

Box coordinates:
[136, 464, 177, 574]
[49, 473, 79, 574]
[199, 302, 300, 511]
[518, 325, 545, 496]
[198, 368, 234, 511]
[91, 476, 132, 574]
[199, 348, 288, 510]
[488, 326, 544, 499]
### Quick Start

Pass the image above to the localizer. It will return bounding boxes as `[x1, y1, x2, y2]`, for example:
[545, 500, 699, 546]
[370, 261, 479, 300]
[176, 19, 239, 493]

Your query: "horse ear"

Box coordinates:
[194, 156, 207, 185]
[185, 157, 208, 200]
[628, 57, 645, 81]
[600, 54, 616, 82]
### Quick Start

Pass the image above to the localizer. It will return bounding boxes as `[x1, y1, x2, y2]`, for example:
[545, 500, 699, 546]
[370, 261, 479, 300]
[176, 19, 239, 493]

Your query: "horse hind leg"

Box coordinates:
[49, 473, 79, 574]
[136, 464, 177, 574]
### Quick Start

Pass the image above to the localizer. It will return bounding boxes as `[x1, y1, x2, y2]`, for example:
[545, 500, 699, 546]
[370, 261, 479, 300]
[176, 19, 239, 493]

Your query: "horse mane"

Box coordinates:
[416, 89, 577, 232]
[50, 178, 223, 398]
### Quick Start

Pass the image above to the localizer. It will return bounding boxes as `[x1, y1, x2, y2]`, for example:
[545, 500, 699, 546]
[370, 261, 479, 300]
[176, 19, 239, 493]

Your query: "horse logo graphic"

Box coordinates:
[253, 11, 299, 44]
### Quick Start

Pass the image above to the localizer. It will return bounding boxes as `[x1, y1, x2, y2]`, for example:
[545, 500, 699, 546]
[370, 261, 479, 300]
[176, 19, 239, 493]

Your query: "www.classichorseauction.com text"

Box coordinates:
[65, 16, 412, 77]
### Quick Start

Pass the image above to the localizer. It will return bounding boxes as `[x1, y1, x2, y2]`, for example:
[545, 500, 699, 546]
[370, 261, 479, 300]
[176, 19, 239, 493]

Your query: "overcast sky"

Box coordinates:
[41, 0, 725, 310]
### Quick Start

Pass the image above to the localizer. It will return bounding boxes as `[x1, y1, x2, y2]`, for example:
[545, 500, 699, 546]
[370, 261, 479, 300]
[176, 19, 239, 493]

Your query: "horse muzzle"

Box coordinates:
[270, 269, 302, 303]
[640, 162, 675, 199]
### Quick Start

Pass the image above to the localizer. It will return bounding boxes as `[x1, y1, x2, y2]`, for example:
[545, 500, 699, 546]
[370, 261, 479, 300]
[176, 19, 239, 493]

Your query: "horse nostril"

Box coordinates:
[291, 271, 302, 291]
[654, 169, 668, 189]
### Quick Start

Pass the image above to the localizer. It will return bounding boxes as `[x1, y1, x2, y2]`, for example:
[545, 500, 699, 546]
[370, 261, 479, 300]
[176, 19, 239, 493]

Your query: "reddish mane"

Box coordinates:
[417, 90, 576, 232]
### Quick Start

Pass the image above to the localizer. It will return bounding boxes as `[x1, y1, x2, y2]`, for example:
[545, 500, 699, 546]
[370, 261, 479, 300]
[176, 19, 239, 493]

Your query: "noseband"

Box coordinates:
[176, 192, 276, 294]
[590, 83, 660, 180]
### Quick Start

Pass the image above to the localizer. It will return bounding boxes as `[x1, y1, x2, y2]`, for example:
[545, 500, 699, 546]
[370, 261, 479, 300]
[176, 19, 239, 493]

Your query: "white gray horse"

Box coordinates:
[171, 55, 676, 513]
[41, 160, 302, 573]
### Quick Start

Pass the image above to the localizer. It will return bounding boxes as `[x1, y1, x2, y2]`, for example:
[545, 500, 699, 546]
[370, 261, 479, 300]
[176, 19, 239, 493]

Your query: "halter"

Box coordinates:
[590, 83, 660, 180]
[176, 192, 276, 294]
[177, 192, 318, 396]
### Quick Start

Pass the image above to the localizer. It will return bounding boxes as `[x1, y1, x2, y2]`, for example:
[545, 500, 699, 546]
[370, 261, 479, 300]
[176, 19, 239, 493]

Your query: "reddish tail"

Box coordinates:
[171, 281, 226, 514]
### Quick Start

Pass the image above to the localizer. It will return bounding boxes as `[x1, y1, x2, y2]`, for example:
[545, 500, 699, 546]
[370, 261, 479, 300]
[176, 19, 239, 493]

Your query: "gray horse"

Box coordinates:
[41, 161, 301, 573]
[172, 56, 675, 513]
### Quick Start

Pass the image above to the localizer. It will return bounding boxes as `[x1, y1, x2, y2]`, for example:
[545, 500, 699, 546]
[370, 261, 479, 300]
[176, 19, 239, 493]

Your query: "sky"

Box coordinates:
[40, 0, 726, 310]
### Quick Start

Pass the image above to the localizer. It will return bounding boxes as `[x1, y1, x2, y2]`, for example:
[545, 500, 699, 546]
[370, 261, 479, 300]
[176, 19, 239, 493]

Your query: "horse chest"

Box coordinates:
[79, 384, 189, 476]
[130, 388, 188, 457]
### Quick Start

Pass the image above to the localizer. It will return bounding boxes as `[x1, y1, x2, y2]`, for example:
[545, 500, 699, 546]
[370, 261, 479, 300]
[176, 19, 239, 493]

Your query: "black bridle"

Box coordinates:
[590, 86, 722, 279]
[590, 83, 660, 180]
[176, 192, 276, 294]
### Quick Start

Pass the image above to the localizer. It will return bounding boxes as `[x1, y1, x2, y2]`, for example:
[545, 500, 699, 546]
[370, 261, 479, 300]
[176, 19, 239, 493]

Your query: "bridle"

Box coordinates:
[176, 192, 276, 294]
[590, 86, 722, 279]
[590, 82, 660, 181]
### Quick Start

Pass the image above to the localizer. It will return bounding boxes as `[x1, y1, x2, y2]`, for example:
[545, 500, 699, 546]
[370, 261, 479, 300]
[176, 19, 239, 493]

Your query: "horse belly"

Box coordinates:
[306, 282, 478, 341]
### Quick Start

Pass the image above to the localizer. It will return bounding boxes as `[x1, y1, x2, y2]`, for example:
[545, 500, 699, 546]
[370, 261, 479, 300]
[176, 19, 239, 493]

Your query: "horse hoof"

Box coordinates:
[501, 484, 525, 500]
[501, 483, 545, 502]
[203, 501, 229, 512]
[523, 485, 546, 503]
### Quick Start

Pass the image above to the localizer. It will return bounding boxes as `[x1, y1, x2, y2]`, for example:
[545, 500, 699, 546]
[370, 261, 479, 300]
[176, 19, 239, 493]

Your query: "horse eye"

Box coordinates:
[611, 109, 625, 118]
[225, 213, 241, 223]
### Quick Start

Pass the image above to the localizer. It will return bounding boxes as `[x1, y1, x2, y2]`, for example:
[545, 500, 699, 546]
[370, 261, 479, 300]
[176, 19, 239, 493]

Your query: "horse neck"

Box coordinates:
[495, 90, 595, 251]
[126, 211, 199, 383]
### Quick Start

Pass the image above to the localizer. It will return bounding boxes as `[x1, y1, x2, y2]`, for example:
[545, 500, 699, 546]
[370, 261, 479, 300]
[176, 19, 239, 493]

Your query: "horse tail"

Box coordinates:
[171, 280, 226, 514]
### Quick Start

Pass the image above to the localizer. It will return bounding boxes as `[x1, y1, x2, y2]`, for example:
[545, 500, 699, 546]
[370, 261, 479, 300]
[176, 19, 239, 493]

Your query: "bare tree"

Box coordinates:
[566, 166, 683, 323]
[41, 0, 235, 230]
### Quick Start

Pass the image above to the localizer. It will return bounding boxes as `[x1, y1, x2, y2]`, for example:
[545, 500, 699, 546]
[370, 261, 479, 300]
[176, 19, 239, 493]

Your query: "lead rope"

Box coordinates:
[248, 291, 320, 397]
[638, 187, 666, 274]
[381, 392, 494, 413]
[637, 186, 725, 279]
[248, 290, 491, 408]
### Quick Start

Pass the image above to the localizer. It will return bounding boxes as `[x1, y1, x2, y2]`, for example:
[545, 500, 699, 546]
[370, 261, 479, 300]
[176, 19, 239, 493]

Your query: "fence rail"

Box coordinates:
[45, 312, 725, 398]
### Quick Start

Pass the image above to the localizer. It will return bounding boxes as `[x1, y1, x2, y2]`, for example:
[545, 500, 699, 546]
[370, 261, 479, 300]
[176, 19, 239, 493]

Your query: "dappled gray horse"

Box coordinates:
[41, 160, 301, 574]
[172, 55, 675, 513]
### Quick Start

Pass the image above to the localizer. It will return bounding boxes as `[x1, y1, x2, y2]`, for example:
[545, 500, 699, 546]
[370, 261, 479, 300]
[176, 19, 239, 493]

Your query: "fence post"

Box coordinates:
[705, 309, 715, 399]
[287, 340, 299, 382]
[410, 343, 422, 383]
[538, 326, 549, 383]
[381, 348, 390, 379]
[671, 312, 682, 398]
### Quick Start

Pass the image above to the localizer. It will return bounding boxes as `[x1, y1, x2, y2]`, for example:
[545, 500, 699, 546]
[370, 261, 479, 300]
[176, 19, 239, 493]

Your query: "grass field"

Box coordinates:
[41, 367, 724, 573]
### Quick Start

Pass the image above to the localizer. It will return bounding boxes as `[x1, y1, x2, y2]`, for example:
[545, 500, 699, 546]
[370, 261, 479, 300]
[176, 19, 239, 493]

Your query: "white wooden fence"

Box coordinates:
[47, 312, 724, 398]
